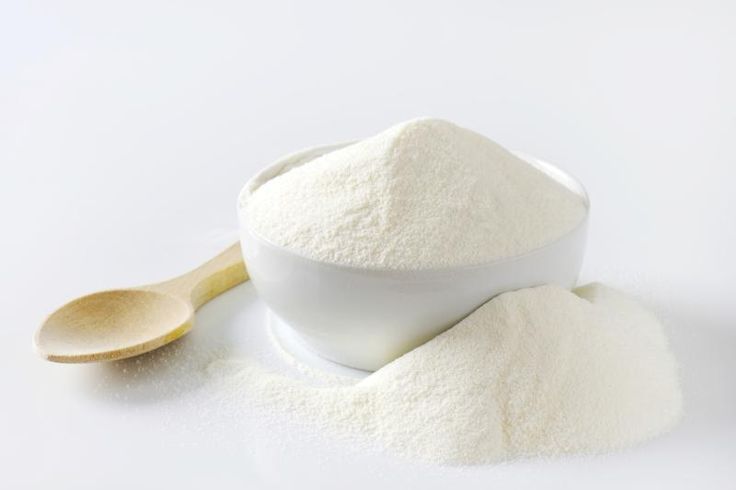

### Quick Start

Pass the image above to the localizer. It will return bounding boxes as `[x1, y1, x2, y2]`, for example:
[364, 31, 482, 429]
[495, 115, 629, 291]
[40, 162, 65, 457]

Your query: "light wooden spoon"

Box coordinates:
[34, 243, 248, 363]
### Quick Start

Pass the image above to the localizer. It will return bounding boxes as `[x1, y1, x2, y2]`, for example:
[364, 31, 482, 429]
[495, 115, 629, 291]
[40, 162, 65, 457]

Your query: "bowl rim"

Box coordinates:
[237, 141, 590, 276]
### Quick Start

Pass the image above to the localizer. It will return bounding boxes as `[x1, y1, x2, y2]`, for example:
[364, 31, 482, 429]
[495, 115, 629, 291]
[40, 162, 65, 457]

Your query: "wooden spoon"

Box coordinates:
[34, 243, 248, 363]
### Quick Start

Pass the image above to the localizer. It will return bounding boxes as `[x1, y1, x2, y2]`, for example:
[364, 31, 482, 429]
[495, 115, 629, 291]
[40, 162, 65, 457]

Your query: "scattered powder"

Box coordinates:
[243, 118, 587, 270]
[210, 284, 682, 465]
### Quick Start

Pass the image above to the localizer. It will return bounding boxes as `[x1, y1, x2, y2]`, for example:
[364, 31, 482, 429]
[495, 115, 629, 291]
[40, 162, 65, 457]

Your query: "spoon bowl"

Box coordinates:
[36, 290, 193, 362]
[35, 243, 247, 363]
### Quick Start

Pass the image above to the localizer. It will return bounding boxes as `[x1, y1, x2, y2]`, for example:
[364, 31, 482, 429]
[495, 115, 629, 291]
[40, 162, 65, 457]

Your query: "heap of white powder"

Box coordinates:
[225, 119, 681, 464]
[211, 284, 682, 465]
[243, 118, 587, 269]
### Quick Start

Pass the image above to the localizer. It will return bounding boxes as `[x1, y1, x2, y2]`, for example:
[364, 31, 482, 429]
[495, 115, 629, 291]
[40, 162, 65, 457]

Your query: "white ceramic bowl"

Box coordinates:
[238, 143, 589, 371]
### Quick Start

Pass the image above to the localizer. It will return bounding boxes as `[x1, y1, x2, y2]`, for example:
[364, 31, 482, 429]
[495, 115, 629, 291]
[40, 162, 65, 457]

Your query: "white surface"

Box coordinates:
[1, 1, 734, 488]
[240, 144, 588, 370]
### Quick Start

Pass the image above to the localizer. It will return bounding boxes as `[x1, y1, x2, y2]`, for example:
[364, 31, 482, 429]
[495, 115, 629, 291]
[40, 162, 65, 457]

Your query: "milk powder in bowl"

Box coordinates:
[238, 118, 589, 370]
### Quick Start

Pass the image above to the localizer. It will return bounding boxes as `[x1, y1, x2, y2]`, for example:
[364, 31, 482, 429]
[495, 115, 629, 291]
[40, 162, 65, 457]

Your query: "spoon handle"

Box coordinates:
[150, 242, 249, 309]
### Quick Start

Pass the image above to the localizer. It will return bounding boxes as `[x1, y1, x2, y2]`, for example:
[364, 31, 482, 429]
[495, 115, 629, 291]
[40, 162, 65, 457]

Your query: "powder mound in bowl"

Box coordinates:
[210, 284, 682, 465]
[243, 118, 587, 270]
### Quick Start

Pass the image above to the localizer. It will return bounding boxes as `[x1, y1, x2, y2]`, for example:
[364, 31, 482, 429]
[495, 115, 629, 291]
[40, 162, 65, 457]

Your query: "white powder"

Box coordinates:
[244, 118, 587, 270]
[210, 284, 682, 465]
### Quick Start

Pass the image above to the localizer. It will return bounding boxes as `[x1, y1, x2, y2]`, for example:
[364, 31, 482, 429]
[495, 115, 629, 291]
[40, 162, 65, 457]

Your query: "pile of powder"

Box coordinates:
[243, 118, 587, 270]
[209, 284, 682, 465]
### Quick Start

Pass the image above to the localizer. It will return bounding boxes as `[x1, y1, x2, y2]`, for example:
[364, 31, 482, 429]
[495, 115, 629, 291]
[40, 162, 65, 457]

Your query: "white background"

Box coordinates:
[2, 1, 735, 488]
